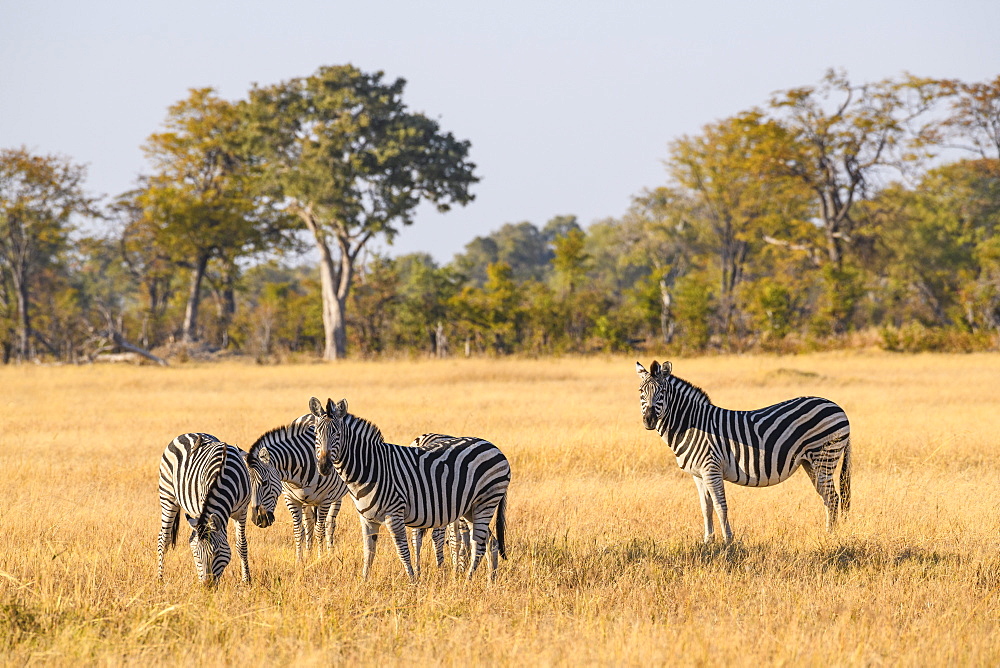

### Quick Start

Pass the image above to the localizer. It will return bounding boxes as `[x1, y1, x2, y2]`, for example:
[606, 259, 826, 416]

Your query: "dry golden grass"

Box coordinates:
[2, 352, 999, 665]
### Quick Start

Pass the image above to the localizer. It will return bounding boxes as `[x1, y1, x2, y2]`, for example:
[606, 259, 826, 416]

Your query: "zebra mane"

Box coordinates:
[668, 372, 713, 406]
[344, 411, 386, 446]
[197, 440, 229, 527]
[249, 415, 312, 450]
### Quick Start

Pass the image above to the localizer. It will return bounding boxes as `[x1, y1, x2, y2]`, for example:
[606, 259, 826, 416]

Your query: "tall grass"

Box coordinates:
[1, 353, 999, 665]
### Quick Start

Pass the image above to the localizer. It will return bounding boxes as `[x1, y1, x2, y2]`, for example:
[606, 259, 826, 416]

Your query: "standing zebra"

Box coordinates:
[249, 414, 349, 562]
[157, 433, 282, 584]
[408, 433, 496, 574]
[310, 398, 510, 581]
[636, 360, 851, 543]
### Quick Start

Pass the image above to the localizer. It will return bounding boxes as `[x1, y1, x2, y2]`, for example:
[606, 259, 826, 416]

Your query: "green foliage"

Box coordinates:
[0, 147, 96, 361]
[743, 278, 796, 342]
[242, 64, 479, 359]
[811, 264, 866, 337]
[672, 274, 714, 351]
[6, 71, 1000, 363]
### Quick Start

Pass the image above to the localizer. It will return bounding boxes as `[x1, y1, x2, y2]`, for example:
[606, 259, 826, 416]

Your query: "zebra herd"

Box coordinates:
[157, 397, 511, 585]
[157, 360, 851, 586]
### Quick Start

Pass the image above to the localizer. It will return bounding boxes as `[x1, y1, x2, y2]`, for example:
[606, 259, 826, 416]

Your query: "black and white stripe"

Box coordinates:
[310, 398, 510, 581]
[408, 433, 496, 574]
[249, 414, 349, 562]
[636, 360, 851, 543]
[157, 433, 282, 584]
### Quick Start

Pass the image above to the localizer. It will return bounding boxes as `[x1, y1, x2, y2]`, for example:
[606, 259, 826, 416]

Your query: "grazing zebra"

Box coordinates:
[310, 398, 510, 581]
[636, 360, 851, 543]
[249, 414, 349, 562]
[157, 433, 282, 584]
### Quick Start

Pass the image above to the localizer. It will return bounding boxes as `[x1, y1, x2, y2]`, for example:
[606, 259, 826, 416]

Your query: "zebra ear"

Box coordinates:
[336, 399, 348, 416]
[662, 361, 673, 376]
[636, 362, 649, 378]
[650, 360, 661, 376]
[309, 397, 325, 418]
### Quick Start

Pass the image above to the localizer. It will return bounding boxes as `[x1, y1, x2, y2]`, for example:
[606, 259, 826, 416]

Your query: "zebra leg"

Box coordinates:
[454, 519, 472, 573]
[702, 468, 733, 544]
[409, 527, 427, 577]
[692, 476, 715, 542]
[385, 514, 416, 582]
[465, 508, 496, 579]
[157, 500, 181, 581]
[303, 505, 317, 555]
[284, 495, 307, 563]
[233, 514, 251, 584]
[431, 526, 447, 568]
[359, 516, 381, 580]
[818, 459, 842, 530]
[486, 528, 500, 580]
[313, 500, 332, 557]
[804, 453, 841, 530]
[322, 496, 344, 554]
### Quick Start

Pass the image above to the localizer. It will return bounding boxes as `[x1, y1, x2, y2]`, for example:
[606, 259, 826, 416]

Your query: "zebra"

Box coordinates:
[309, 397, 510, 582]
[248, 414, 349, 563]
[408, 433, 497, 574]
[636, 360, 851, 543]
[157, 433, 282, 585]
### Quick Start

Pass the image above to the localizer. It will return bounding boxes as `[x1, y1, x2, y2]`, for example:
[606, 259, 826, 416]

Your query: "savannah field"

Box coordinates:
[1, 352, 999, 666]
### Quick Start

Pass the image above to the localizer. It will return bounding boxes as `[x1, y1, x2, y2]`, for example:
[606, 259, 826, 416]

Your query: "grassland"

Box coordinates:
[1, 352, 999, 665]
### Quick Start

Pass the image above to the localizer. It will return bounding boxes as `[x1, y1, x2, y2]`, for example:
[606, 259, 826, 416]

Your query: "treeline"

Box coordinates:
[2, 69, 998, 363]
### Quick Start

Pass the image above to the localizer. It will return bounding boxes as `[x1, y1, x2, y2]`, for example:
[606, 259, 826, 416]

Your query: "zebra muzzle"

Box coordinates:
[252, 507, 275, 528]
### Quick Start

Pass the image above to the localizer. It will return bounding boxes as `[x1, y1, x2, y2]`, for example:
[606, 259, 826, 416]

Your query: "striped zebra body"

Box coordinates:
[310, 398, 510, 581]
[636, 360, 851, 543]
[157, 433, 281, 584]
[250, 414, 349, 562]
[409, 433, 496, 574]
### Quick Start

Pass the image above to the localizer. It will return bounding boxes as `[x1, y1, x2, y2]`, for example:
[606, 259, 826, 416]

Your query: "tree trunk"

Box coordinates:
[301, 208, 354, 361]
[11, 262, 31, 362]
[181, 253, 210, 344]
[659, 280, 675, 344]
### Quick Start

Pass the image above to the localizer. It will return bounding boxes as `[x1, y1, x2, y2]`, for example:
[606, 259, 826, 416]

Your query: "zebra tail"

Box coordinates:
[840, 437, 852, 514]
[166, 512, 180, 551]
[494, 493, 508, 560]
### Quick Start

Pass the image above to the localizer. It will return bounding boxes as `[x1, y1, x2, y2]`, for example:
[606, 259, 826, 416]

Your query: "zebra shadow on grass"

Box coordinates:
[807, 538, 958, 577]
[524, 534, 965, 589]
[524, 535, 762, 589]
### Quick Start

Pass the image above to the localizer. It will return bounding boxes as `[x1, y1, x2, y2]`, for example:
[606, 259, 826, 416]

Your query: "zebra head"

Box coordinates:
[187, 512, 231, 586]
[246, 441, 281, 529]
[309, 396, 347, 476]
[636, 360, 673, 430]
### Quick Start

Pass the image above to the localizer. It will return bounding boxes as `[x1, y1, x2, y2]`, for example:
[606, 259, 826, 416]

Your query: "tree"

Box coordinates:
[454, 221, 552, 287]
[928, 75, 1000, 159]
[768, 70, 933, 268]
[664, 111, 812, 339]
[0, 147, 95, 362]
[244, 65, 479, 359]
[109, 188, 179, 348]
[140, 88, 291, 345]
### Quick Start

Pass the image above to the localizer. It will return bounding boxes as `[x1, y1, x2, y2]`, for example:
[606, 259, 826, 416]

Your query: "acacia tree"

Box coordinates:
[244, 64, 479, 360]
[0, 147, 95, 362]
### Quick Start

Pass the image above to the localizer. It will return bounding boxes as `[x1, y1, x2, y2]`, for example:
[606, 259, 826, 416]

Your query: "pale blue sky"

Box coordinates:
[2, 1, 998, 263]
